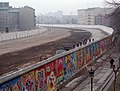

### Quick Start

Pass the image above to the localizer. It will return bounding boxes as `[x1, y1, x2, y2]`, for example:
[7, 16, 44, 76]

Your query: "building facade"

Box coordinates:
[0, 2, 9, 32]
[0, 2, 36, 33]
[77, 7, 113, 26]
[19, 6, 36, 30]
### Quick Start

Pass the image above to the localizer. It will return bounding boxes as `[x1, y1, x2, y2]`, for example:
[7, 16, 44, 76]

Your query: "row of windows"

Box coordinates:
[0, 3, 9, 8]
[0, 17, 8, 21]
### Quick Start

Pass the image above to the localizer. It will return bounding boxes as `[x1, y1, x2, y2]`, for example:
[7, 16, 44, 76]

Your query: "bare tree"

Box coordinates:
[105, 0, 120, 7]
[105, 0, 120, 52]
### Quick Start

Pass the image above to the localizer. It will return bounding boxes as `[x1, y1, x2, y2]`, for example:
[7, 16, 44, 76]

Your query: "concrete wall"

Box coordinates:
[0, 34, 112, 91]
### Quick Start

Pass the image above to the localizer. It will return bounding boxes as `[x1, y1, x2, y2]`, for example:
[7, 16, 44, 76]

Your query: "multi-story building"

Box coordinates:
[77, 7, 113, 26]
[19, 6, 36, 30]
[0, 2, 9, 32]
[95, 14, 112, 26]
[0, 2, 36, 33]
[8, 8, 20, 32]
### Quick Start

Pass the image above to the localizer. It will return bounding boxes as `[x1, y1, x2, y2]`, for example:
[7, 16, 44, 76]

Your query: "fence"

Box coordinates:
[0, 34, 112, 91]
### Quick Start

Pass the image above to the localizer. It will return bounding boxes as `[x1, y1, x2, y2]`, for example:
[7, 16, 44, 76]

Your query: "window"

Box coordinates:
[4, 3, 9, 7]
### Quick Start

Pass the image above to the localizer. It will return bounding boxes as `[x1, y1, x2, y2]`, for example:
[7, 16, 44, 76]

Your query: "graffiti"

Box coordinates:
[103, 39, 107, 50]
[86, 46, 91, 64]
[90, 44, 94, 59]
[100, 41, 104, 52]
[46, 62, 56, 91]
[21, 71, 35, 91]
[35, 65, 47, 91]
[76, 50, 80, 69]
[0, 77, 21, 91]
[71, 52, 77, 73]
[64, 52, 78, 79]
[96, 42, 100, 56]
[64, 54, 72, 79]
[55, 58, 64, 84]
[76, 49, 84, 69]
[0, 36, 112, 91]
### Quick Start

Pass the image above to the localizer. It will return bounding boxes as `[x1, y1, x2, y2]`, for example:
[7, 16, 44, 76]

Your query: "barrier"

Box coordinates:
[0, 28, 47, 42]
[0, 34, 112, 91]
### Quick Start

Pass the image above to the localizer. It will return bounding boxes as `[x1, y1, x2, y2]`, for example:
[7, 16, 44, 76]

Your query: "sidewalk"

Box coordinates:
[73, 53, 119, 91]
[59, 51, 120, 91]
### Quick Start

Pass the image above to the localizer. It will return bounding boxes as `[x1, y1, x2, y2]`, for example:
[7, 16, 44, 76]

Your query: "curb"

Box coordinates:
[99, 72, 114, 91]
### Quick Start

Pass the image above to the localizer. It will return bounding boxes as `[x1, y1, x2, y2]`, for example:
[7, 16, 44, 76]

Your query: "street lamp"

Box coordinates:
[88, 68, 95, 91]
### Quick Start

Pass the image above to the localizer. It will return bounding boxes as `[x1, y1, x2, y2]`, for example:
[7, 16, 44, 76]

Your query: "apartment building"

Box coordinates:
[0, 2, 9, 32]
[0, 2, 36, 33]
[19, 6, 36, 30]
[77, 7, 113, 26]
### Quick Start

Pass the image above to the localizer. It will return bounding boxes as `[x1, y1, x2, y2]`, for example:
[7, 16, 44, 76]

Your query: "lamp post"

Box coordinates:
[88, 68, 95, 91]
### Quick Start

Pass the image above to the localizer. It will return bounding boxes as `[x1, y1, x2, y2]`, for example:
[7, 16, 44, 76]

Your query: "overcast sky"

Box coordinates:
[1, 0, 107, 15]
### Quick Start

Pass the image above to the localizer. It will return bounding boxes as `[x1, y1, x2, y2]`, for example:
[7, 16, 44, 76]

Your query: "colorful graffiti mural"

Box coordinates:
[21, 71, 35, 91]
[0, 35, 112, 91]
[0, 77, 21, 91]
[35, 65, 47, 91]
[64, 54, 72, 79]
[96, 42, 100, 56]
[46, 61, 56, 91]
[76, 49, 84, 69]
[85, 46, 91, 64]
[55, 58, 64, 84]
[71, 52, 77, 73]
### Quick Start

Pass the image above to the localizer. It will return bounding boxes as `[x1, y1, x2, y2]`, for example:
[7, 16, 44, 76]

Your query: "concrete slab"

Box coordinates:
[81, 88, 90, 91]
[94, 74, 104, 79]
[85, 84, 90, 88]
[94, 86, 99, 91]
[101, 69, 108, 73]
[97, 69, 112, 83]
[65, 76, 82, 87]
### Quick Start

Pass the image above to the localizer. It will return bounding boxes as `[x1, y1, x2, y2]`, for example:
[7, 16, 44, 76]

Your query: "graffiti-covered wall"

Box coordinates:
[0, 35, 112, 91]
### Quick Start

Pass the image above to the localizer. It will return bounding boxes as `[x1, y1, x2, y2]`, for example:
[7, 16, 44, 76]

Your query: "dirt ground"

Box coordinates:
[0, 28, 91, 75]
[0, 28, 71, 55]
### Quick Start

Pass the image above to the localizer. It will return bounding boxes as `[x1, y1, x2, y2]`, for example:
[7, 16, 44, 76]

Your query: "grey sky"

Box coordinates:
[1, 0, 106, 15]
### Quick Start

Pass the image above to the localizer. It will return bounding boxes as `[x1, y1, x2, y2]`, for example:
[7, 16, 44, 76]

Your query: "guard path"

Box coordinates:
[73, 53, 119, 91]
